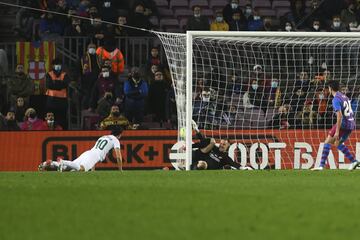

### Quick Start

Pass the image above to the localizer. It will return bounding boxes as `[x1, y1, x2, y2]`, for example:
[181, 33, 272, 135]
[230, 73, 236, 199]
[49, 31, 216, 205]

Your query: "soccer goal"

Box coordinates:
[156, 31, 360, 170]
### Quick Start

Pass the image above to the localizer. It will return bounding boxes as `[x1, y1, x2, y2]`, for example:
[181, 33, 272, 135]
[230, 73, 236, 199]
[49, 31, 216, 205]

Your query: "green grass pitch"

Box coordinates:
[1, 170, 360, 240]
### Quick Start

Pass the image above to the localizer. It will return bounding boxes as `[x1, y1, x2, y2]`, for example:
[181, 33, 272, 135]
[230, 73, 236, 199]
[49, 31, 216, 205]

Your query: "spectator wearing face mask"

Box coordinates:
[0, 109, 20, 131]
[267, 78, 281, 108]
[248, 9, 264, 31]
[229, 11, 247, 31]
[100, 105, 133, 130]
[243, 79, 263, 109]
[39, 111, 63, 130]
[329, 15, 349, 32]
[284, 21, 295, 32]
[308, 19, 322, 32]
[124, 67, 149, 124]
[186, 5, 210, 31]
[244, 4, 253, 21]
[7, 64, 33, 107]
[193, 87, 217, 129]
[78, 43, 100, 109]
[223, 0, 244, 24]
[89, 66, 120, 112]
[20, 108, 45, 130]
[45, 58, 71, 129]
[100, 0, 117, 23]
[211, 10, 229, 31]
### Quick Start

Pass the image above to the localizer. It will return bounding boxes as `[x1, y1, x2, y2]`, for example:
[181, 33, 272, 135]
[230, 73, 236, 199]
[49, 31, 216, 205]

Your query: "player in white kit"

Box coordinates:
[39, 128, 123, 171]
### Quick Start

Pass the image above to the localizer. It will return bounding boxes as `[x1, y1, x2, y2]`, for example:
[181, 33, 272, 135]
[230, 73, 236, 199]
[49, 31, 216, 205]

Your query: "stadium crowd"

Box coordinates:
[1, 0, 360, 131]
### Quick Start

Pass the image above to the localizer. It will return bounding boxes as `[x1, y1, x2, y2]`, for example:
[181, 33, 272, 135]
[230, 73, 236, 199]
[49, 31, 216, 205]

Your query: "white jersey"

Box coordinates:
[90, 135, 121, 162]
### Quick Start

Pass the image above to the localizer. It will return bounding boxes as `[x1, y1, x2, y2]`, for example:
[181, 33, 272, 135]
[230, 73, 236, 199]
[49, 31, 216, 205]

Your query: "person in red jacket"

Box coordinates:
[20, 108, 44, 131]
[39, 112, 63, 130]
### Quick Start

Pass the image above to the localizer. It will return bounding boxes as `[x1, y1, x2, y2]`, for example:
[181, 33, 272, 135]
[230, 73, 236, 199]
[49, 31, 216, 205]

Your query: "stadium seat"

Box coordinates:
[160, 18, 180, 29]
[158, 8, 174, 17]
[189, 0, 209, 10]
[174, 9, 193, 19]
[154, 0, 169, 7]
[252, 0, 272, 8]
[239, 0, 249, 7]
[202, 9, 215, 17]
[169, 0, 189, 9]
[272, 0, 291, 9]
[258, 9, 276, 17]
[209, 0, 226, 9]
[276, 8, 291, 18]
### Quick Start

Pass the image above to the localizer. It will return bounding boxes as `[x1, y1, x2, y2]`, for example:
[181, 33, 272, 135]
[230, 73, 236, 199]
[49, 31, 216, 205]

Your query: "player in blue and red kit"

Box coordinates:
[312, 80, 360, 171]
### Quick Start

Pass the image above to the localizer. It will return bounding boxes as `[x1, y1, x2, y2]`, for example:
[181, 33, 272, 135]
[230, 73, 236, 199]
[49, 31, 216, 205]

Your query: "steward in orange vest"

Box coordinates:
[45, 58, 71, 129]
[96, 38, 124, 74]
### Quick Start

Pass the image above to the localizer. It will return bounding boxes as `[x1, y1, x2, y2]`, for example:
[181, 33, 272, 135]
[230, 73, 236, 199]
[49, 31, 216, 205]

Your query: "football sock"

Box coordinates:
[337, 144, 356, 163]
[61, 160, 81, 171]
[320, 143, 331, 167]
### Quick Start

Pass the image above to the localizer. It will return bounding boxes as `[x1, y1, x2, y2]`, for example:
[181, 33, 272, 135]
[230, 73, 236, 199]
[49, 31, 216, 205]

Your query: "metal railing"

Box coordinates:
[0, 36, 165, 129]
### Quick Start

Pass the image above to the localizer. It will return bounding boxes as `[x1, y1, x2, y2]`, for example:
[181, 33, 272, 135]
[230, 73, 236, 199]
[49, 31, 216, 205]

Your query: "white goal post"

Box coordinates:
[157, 31, 360, 170]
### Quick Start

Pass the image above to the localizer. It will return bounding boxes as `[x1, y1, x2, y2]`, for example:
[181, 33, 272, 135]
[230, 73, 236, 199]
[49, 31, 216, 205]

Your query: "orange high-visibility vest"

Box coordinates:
[96, 47, 124, 73]
[46, 71, 67, 98]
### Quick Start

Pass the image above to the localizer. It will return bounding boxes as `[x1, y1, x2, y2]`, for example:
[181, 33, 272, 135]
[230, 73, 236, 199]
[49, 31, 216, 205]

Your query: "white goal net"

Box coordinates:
[156, 31, 360, 170]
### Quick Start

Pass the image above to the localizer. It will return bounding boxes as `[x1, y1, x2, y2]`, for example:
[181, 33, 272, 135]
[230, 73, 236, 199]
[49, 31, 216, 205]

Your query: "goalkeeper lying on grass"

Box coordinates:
[191, 120, 252, 170]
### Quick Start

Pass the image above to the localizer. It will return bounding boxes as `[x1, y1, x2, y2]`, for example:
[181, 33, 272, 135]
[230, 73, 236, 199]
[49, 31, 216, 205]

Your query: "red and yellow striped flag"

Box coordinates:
[16, 41, 55, 95]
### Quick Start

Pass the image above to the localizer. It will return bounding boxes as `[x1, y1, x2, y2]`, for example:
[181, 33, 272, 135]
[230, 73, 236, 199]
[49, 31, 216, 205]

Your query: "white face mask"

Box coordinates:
[54, 65, 62, 71]
[271, 82, 278, 88]
[252, 84, 258, 90]
[313, 25, 319, 30]
[202, 96, 210, 102]
[104, 2, 111, 7]
[102, 71, 110, 78]
[253, 16, 260, 20]
[47, 120, 54, 125]
[194, 13, 201, 18]
[285, 26, 292, 31]
[216, 17, 223, 22]
[319, 94, 324, 100]
[231, 3, 238, 9]
[88, 48, 96, 54]
[333, 21, 341, 28]
[245, 8, 252, 15]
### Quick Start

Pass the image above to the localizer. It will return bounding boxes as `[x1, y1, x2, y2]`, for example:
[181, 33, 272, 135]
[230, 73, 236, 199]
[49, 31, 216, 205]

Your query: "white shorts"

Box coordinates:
[73, 150, 101, 171]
